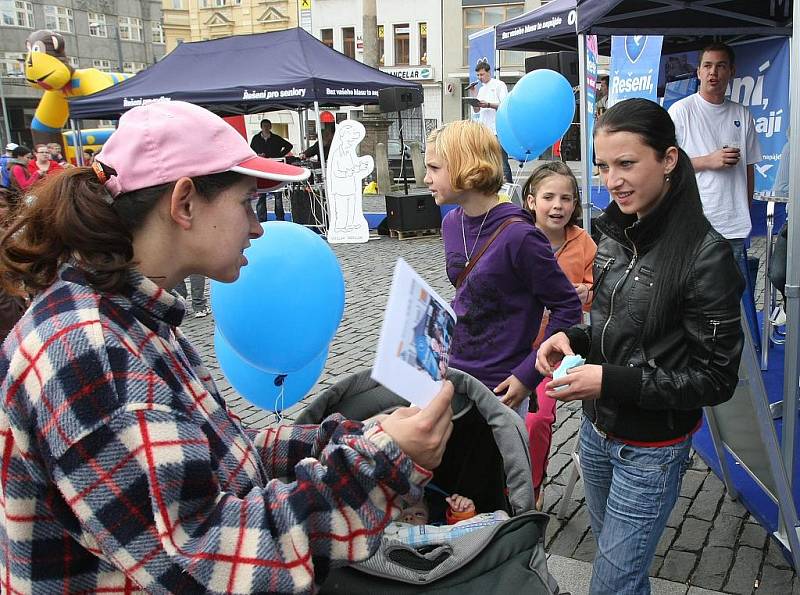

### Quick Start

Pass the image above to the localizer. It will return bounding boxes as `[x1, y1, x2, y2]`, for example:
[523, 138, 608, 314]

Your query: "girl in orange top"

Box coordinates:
[523, 162, 597, 509]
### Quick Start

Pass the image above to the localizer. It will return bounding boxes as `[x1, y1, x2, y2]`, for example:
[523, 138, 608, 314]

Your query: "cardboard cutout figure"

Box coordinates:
[24, 30, 132, 144]
[326, 120, 372, 244]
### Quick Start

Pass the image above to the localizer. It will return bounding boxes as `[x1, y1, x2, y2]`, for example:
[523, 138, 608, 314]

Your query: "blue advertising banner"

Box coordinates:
[468, 27, 496, 86]
[659, 38, 790, 195]
[608, 35, 664, 107]
[585, 35, 598, 167]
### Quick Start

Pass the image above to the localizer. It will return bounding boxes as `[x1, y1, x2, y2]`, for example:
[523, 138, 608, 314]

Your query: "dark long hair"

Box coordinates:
[595, 98, 710, 341]
[0, 167, 244, 295]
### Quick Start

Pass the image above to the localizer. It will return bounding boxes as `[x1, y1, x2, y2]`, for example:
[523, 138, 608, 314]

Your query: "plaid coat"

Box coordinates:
[0, 265, 430, 594]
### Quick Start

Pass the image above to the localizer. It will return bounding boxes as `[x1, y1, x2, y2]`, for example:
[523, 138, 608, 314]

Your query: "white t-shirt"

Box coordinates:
[668, 93, 761, 239]
[476, 78, 508, 134]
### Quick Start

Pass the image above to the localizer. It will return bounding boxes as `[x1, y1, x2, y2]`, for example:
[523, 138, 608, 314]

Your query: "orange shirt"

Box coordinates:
[534, 224, 597, 348]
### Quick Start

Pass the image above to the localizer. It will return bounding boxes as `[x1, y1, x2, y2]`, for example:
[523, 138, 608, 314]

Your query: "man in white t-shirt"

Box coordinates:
[668, 42, 762, 345]
[470, 60, 512, 182]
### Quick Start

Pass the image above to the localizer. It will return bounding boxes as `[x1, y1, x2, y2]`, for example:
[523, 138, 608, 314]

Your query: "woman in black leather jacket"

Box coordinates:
[536, 99, 744, 595]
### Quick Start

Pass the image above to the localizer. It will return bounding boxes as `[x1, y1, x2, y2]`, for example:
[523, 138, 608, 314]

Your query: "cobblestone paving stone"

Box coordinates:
[178, 214, 793, 594]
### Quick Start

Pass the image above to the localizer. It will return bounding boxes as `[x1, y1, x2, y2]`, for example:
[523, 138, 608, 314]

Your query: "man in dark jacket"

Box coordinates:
[250, 119, 293, 158]
[250, 119, 293, 220]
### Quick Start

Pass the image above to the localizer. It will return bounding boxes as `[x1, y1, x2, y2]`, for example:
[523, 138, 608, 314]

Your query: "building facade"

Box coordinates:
[0, 0, 166, 147]
[442, 0, 547, 125]
[309, 0, 441, 147]
[162, 0, 299, 53]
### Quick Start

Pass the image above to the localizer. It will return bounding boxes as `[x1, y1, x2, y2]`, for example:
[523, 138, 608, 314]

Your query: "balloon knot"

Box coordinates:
[274, 374, 287, 387]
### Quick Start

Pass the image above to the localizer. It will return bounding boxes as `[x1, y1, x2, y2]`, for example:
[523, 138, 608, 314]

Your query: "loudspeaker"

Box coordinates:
[525, 51, 579, 87]
[289, 187, 323, 226]
[559, 120, 581, 162]
[378, 86, 424, 113]
[385, 190, 441, 232]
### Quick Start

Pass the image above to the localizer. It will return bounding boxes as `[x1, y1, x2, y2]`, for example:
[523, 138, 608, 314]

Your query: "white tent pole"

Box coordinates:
[780, 0, 800, 481]
[313, 100, 329, 232]
[577, 33, 591, 235]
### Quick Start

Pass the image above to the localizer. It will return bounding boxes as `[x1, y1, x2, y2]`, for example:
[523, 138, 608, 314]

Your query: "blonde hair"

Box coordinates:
[426, 120, 504, 195]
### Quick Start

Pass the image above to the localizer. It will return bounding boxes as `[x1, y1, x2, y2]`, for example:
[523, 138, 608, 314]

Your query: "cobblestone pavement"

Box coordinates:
[180, 222, 796, 594]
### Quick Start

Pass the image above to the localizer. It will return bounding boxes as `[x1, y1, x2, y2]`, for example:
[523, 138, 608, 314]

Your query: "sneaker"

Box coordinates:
[770, 305, 786, 327]
[194, 308, 209, 319]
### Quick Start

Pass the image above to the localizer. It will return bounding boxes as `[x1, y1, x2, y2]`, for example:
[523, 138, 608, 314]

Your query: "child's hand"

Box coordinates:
[445, 494, 475, 513]
[574, 283, 590, 304]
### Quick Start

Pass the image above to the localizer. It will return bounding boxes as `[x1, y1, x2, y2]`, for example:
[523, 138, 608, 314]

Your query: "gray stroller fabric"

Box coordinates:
[296, 368, 534, 514]
[296, 368, 560, 594]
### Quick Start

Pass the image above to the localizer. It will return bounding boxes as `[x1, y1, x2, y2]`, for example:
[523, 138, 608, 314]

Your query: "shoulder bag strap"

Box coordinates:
[455, 217, 527, 289]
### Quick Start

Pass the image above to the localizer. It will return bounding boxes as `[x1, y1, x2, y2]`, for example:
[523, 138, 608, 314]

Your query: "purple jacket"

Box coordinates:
[443, 203, 582, 390]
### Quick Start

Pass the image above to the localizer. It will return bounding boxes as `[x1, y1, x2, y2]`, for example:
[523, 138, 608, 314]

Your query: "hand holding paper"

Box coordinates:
[372, 258, 457, 408]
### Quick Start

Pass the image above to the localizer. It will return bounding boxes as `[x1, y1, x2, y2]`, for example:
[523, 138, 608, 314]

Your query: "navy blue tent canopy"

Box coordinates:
[496, 0, 792, 53]
[69, 27, 421, 119]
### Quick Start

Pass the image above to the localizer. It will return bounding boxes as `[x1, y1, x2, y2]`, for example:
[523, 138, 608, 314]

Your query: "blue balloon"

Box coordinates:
[212, 221, 345, 374]
[505, 69, 576, 157]
[496, 100, 532, 162]
[215, 329, 327, 411]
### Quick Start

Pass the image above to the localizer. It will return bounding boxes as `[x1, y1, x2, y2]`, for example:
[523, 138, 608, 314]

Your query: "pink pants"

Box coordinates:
[525, 377, 557, 493]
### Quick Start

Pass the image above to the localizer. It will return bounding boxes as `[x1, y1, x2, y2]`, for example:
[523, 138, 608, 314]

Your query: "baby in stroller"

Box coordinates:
[384, 488, 510, 548]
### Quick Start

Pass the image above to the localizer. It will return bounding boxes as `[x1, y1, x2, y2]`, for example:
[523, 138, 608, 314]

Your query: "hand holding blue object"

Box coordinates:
[551, 355, 586, 392]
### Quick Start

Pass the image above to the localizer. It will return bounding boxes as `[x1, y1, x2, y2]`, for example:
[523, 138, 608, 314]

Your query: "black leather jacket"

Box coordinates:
[565, 200, 744, 442]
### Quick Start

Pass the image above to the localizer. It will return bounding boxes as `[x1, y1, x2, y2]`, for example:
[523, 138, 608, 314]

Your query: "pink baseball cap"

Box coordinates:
[95, 100, 309, 197]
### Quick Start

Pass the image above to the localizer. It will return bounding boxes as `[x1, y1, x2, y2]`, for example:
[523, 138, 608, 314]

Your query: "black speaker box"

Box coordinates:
[525, 51, 579, 87]
[289, 187, 323, 226]
[378, 86, 424, 113]
[385, 190, 441, 232]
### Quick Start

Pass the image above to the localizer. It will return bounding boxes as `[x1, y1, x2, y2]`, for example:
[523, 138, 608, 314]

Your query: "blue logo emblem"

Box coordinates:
[734, 120, 741, 127]
[625, 36, 647, 64]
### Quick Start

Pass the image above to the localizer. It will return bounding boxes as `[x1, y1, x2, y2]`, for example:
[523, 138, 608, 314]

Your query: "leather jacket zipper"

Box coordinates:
[600, 226, 639, 362]
[707, 315, 738, 363]
[596, 226, 638, 426]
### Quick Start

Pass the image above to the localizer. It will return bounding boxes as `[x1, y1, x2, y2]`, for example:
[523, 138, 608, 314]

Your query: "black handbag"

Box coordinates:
[768, 223, 788, 297]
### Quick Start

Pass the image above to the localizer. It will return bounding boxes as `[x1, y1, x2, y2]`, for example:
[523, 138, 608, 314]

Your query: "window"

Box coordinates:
[320, 28, 333, 49]
[123, 61, 146, 73]
[68, 56, 79, 69]
[377, 25, 384, 66]
[92, 59, 112, 72]
[119, 16, 143, 42]
[44, 5, 73, 33]
[394, 23, 409, 66]
[342, 27, 355, 59]
[88, 13, 107, 37]
[1, 1, 34, 28]
[419, 22, 427, 65]
[463, 4, 524, 66]
[171, 0, 182, 7]
[1, 52, 24, 76]
[152, 21, 164, 44]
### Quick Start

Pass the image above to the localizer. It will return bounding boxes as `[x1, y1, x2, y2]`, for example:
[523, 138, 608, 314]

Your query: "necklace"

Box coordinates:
[461, 208, 491, 266]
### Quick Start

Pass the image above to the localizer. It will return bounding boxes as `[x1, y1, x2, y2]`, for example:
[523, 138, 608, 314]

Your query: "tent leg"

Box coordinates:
[313, 101, 329, 235]
[779, 0, 800, 487]
[72, 119, 84, 166]
[577, 34, 591, 237]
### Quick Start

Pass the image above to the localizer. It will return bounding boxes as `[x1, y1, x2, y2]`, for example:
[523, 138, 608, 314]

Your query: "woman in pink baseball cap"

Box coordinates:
[0, 101, 453, 593]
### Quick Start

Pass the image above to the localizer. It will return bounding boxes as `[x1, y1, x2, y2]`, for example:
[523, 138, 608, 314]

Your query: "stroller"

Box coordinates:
[295, 368, 561, 594]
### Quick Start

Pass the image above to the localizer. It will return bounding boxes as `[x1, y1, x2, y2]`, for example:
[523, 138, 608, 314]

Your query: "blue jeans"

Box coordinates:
[727, 238, 760, 350]
[579, 417, 692, 595]
[498, 139, 513, 183]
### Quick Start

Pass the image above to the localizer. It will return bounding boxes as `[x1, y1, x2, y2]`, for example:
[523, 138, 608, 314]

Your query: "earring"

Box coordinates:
[664, 174, 671, 182]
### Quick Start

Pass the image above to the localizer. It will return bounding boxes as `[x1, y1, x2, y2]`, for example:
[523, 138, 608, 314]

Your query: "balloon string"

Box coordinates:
[513, 154, 532, 189]
[273, 374, 287, 424]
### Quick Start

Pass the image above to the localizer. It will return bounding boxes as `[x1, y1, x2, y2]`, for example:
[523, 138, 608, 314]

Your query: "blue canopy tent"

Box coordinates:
[68, 27, 421, 219]
[68, 27, 421, 118]
[497, 0, 800, 568]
